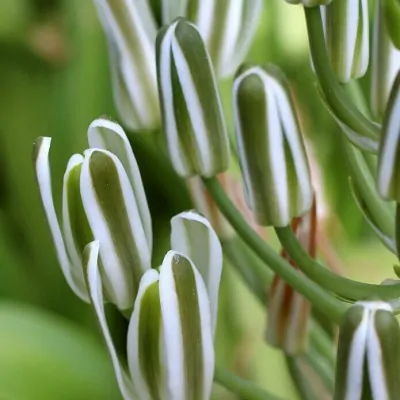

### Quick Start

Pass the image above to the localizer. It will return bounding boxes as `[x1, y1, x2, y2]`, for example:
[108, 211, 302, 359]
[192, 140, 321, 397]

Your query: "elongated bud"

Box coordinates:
[33, 137, 89, 301]
[80, 148, 151, 311]
[170, 211, 223, 336]
[93, 0, 160, 130]
[190, 0, 262, 78]
[383, 0, 400, 49]
[266, 199, 316, 355]
[377, 72, 400, 202]
[371, 0, 400, 120]
[320, 0, 369, 83]
[334, 301, 400, 399]
[156, 18, 230, 178]
[284, 0, 332, 6]
[233, 64, 312, 227]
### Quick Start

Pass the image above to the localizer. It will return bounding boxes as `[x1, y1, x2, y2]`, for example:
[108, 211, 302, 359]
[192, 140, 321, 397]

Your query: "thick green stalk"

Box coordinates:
[275, 226, 400, 302]
[304, 7, 380, 151]
[203, 177, 346, 323]
[396, 203, 400, 258]
[214, 367, 283, 400]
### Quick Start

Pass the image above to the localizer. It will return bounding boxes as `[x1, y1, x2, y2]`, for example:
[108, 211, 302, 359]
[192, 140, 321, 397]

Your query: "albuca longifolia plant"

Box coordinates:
[31, 0, 400, 399]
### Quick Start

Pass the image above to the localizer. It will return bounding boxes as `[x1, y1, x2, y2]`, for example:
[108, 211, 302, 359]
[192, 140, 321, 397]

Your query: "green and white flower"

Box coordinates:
[320, 0, 369, 83]
[334, 301, 400, 399]
[33, 118, 152, 311]
[156, 18, 230, 178]
[233, 64, 312, 227]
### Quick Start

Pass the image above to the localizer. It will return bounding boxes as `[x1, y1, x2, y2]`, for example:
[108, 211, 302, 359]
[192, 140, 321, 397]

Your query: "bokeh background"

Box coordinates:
[0, 0, 395, 399]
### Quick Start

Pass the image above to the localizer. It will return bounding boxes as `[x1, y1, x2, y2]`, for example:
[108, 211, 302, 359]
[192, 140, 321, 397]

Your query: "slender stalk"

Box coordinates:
[304, 7, 379, 152]
[214, 367, 283, 400]
[203, 177, 346, 323]
[275, 226, 400, 302]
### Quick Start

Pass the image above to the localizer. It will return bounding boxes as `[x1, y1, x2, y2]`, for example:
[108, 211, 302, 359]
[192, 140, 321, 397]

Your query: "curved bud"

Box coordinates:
[127, 269, 165, 400]
[233, 64, 312, 227]
[80, 149, 151, 311]
[334, 301, 400, 400]
[191, 0, 262, 78]
[33, 137, 88, 301]
[84, 241, 136, 400]
[62, 154, 93, 275]
[284, 0, 332, 6]
[377, 72, 400, 202]
[93, 0, 160, 130]
[156, 18, 230, 178]
[321, 0, 369, 83]
[159, 251, 214, 400]
[383, 0, 400, 49]
[371, 0, 400, 120]
[87, 117, 152, 250]
[170, 211, 223, 336]
[266, 200, 316, 355]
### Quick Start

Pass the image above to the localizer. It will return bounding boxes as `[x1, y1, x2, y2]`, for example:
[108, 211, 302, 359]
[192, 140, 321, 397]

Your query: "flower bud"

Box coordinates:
[383, 0, 400, 49]
[377, 71, 400, 202]
[320, 0, 369, 83]
[170, 210, 223, 335]
[190, 0, 262, 78]
[284, 0, 332, 6]
[93, 0, 160, 130]
[233, 64, 312, 227]
[266, 198, 316, 355]
[156, 18, 230, 178]
[85, 242, 215, 400]
[371, 0, 400, 120]
[334, 301, 400, 399]
[33, 118, 152, 311]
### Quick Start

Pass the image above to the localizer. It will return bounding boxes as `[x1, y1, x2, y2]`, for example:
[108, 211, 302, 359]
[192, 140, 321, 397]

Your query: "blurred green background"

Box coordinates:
[0, 0, 395, 399]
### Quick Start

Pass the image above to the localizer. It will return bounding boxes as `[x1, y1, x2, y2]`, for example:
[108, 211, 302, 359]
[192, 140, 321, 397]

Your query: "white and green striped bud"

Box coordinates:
[377, 72, 400, 202]
[383, 0, 400, 50]
[233, 64, 312, 227]
[189, 0, 262, 78]
[371, 0, 400, 120]
[334, 301, 400, 400]
[320, 0, 369, 83]
[33, 118, 152, 311]
[156, 18, 230, 178]
[85, 242, 215, 400]
[92, 0, 160, 130]
[284, 0, 332, 6]
[170, 211, 223, 336]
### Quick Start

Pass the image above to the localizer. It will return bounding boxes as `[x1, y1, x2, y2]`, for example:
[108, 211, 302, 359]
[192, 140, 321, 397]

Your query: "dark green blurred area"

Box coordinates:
[0, 0, 395, 399]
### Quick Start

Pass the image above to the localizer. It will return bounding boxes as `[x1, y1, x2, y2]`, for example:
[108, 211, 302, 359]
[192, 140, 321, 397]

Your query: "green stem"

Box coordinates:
[275, 226, 400, 301]
[304, 7, 379, 151]
[344, 140, 394, 237]
[214, 367, 283, 400]
[203, 177, 346, 323]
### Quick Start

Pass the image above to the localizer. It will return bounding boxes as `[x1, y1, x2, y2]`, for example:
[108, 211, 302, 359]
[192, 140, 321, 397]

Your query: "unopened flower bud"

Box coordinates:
[190, 0, 262, 78]
[377, 72, 400, 202]
[85, 243, 215, 400]
[266, 199, 316, 355]
[233, 64, 312, 227]
[93, 0, 160, 130]
[33, 118, 152, 311]
[371, 0, 400, 120]
[156, 18, 230, 178]
[320, 0, 369, 83]
[334, 301, 400, 399]
[383, 0, 400, 49]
